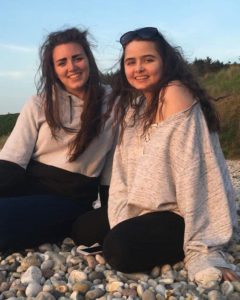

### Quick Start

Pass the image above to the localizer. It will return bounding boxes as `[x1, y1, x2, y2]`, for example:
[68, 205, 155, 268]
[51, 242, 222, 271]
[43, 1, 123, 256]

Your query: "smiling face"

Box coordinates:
[53, 42, 90, 99]
[124, 40, 163, 101]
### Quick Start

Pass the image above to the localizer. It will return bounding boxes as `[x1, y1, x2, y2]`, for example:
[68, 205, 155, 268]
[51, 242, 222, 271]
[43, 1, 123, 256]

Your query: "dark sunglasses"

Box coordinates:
[120, 27, 159, 47]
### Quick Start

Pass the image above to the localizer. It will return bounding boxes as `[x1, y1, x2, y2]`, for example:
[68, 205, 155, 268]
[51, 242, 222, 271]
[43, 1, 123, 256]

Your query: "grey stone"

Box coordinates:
[142, 289, 156, 300]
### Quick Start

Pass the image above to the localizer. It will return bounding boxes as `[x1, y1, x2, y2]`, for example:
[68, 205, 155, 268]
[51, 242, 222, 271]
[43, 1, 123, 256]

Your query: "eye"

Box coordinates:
[74, 55, 84, 62]
[125, 59, 135, 66]
[144, 57, 154, 63]
[57, 61, 66, 67]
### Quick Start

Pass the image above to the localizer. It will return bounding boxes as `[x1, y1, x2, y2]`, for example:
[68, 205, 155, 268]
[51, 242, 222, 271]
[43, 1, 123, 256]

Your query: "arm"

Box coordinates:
[178, 156, 235, 280]
[0, 96, 41, 194]
[108, 143, 129, 228]
[0, 96, 40, 168]
[99, 185, 109, 207]
[173, 105, 237, 283]
[158, 81, 194, 121]
[99, 126, 119, 207]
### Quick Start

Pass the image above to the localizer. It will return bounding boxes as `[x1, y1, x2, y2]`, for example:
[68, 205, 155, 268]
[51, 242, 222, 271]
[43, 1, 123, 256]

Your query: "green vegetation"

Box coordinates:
[200, 64, 240, 96]
[200, 65, 240, 159]
[0, 113, 19, 149]
[0, 135, 9, 149]
[0, 63, 239, 158]
[0, 113, 19, 136]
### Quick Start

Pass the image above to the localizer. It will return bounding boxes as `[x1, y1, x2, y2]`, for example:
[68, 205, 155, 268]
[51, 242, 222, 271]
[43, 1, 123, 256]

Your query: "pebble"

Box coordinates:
[96, 254, 106, 265]
[155, 284, 166, 295]
[122, 287, 137, 297]
[142, 289, 156, 300]
[36, 291, 57, 300]
[68, 270, 88, 283]
[150, 266, 161, 278]
[21, 254, 42, 271]
[232, 280, 240, 292]
[70, 291, 84, 300]
[106, 281, 124, 292]
[72, 281, 91, 293]
[85, 287, 105, 299]
[25, 281, 42, 297]
[137, 283, 145, 297]
[208, 289, 224, 300]
[21, 266, 42, 284]
[221, 280, 234, 296]
[41, 259, 54, 271]
[229, 293, 240, 300]
[85, 255, 97, 269]
[0, 160, 239, 299]
[0, 272, 6, 284]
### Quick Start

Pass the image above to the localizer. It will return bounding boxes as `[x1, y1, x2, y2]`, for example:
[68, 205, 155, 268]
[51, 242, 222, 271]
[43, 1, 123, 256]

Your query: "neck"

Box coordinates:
[66, 87, 87, 100]
[143, 92, 153, 106]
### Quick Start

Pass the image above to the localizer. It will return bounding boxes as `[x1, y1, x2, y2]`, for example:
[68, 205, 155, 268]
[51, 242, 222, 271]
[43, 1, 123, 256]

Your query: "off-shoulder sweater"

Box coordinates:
[108, 101, 237, 280]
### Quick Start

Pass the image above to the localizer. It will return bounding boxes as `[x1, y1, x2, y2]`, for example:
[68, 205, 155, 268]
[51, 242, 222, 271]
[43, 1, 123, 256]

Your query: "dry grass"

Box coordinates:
[199, 65, 240, 158]
[215, 96, 240, 158]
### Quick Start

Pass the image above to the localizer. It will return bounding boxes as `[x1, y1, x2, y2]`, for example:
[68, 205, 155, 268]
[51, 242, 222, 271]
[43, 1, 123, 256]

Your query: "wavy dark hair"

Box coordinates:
[109, 27, 219, 136]
[37, 27, 105, 161]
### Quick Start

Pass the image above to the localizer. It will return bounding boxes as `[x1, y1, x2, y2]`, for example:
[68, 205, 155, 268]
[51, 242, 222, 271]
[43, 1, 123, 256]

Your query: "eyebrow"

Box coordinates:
[124, 54, 156, 61]
[55, 53, 84, 63]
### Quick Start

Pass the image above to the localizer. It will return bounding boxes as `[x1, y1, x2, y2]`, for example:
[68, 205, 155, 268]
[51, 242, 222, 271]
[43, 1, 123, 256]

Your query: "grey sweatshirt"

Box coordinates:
[0, 86, 117, 185]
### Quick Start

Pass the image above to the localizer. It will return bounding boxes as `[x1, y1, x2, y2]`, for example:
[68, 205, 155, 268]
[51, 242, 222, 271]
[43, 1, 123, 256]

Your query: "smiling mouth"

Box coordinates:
[68, 73, 82, 79]
[135, 76, 148, 80]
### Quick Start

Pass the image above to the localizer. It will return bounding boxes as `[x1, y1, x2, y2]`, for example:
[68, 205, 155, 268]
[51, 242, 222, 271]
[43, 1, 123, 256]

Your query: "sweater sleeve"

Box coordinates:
[175, 108, 237, 281]
[108, 143, 130, 228]
[99, 139, 117, 206]
[100, 126, 119, 186]
[0, 96, 41, 169]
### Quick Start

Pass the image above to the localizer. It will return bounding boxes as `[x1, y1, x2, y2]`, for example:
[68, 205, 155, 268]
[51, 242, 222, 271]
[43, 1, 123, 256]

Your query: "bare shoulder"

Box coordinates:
[160, 80, 195, 120]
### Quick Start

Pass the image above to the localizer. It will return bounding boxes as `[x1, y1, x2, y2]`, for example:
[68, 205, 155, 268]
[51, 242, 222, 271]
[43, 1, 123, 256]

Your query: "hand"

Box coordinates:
[217, 267, 240, 281]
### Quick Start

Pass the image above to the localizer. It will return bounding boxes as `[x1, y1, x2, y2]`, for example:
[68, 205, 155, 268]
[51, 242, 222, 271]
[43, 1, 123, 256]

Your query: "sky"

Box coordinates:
[0, 0, 239, 114]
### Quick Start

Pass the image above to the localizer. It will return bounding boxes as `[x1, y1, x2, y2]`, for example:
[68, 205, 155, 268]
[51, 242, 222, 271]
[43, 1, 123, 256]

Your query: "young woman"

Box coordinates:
[91, 27, 238, 286]
[0, 27, 117, 252]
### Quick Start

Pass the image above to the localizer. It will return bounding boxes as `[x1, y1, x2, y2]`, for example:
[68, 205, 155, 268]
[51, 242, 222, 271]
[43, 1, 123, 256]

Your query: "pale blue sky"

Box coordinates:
[0, 0, 239, 113]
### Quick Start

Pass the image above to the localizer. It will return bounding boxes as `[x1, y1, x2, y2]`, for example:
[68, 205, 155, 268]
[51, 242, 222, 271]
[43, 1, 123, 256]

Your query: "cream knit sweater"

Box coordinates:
[108, 102, 237, 280]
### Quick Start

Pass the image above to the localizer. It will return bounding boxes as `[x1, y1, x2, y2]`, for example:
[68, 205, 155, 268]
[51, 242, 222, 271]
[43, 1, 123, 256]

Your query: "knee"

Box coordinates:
[103, 227, 134, 273]
[71, 216, 89, 246]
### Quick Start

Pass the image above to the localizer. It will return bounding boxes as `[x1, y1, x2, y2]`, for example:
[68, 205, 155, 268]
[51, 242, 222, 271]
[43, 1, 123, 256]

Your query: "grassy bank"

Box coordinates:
[200, 65, 240, 159]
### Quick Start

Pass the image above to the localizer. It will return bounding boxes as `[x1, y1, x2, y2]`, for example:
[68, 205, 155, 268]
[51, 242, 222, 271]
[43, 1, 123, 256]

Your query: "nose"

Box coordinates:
[136, 63, 144, 72]
[67, 59, 76, 71]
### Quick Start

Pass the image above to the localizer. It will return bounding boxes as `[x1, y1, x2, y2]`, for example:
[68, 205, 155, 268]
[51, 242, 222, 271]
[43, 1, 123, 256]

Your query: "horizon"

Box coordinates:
[1, 0, 239, 114]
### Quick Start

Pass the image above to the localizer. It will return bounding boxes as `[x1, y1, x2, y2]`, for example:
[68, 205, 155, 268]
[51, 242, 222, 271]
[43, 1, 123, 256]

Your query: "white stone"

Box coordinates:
[221, 280, 234, 296]
[25, 281, 42, 297]
[155, 284, 166, 296]
[68, 270, 87, 283]
[21, 266, 42, 284]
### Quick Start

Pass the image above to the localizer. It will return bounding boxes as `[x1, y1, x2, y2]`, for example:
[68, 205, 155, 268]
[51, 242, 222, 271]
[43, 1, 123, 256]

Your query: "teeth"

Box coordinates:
[135, 76, 148, 80]
[69, 73, 81, 78]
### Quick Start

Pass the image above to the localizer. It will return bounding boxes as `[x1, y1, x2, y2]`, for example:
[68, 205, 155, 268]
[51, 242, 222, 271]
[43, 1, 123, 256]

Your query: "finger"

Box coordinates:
[84, 255, 97, 268]
[221, 270, 240, 282]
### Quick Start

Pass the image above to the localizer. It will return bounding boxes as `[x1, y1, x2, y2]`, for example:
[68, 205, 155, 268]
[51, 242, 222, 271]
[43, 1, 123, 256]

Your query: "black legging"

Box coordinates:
[72, 207, 185, 273]
[0, 194, 93, 252]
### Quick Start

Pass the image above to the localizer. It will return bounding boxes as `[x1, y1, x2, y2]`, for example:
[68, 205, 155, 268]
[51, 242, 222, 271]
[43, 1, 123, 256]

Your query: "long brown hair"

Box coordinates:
[37, 27, 105, 161]
[108, 28, 219, 137]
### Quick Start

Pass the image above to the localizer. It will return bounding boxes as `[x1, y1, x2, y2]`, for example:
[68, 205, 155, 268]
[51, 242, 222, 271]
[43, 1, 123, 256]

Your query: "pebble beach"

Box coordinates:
[0, 160, 240, 300]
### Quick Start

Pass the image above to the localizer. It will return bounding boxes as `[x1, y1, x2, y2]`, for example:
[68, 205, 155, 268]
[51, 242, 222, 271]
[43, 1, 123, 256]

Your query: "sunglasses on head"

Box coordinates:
[120, 27, 159, 47]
